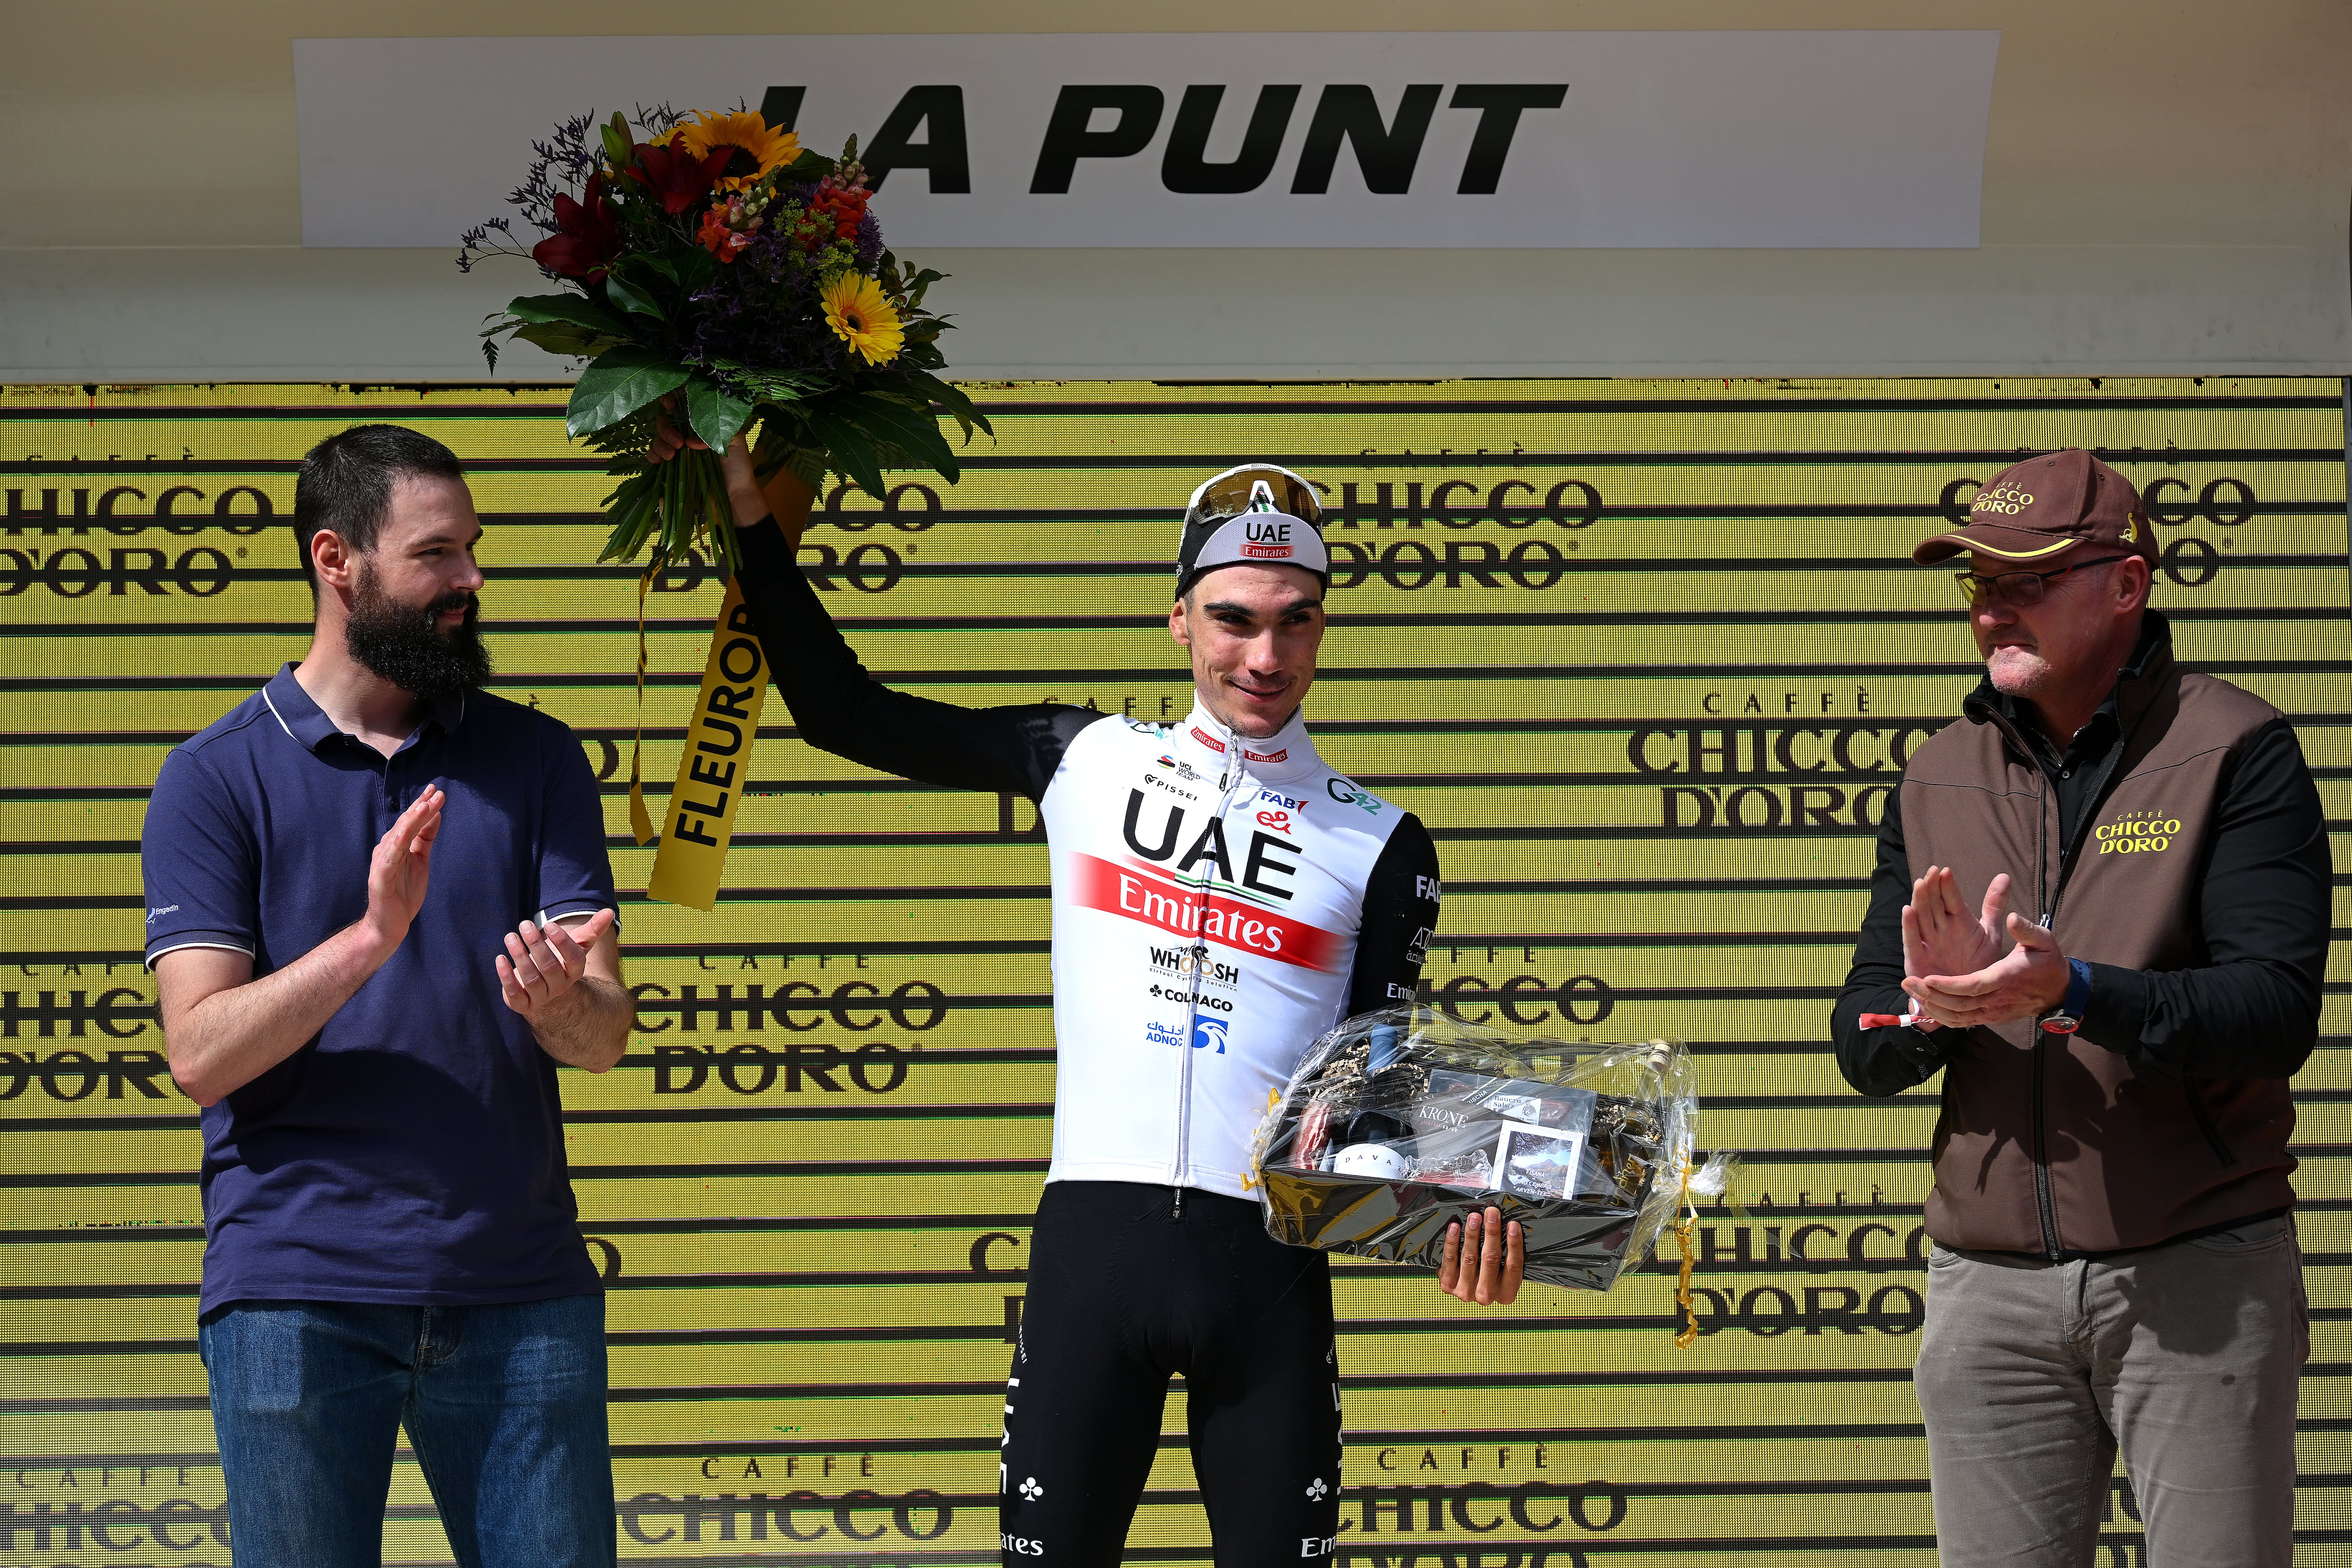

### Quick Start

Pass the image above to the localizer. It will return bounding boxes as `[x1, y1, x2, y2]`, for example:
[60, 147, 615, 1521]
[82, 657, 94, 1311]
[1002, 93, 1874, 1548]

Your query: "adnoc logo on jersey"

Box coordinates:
[1192, 1017, 1230, 1054]
[297, 32, 1999, 250]
[1145, 1020, 1189, 1050]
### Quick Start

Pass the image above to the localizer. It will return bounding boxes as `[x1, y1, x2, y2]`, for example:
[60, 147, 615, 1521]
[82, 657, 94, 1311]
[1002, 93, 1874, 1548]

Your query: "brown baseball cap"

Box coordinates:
[1913, 448, 2154, 565]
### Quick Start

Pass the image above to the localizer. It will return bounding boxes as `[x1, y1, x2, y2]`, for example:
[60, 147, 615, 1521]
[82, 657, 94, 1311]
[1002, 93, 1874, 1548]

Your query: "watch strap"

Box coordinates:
[2039, 957, 2093, 1034]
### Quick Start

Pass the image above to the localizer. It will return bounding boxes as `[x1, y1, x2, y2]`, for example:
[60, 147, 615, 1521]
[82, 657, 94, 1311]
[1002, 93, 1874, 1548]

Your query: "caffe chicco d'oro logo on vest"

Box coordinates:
[2097, 809, 2181, 855]
[1970, 484, 2035, 517]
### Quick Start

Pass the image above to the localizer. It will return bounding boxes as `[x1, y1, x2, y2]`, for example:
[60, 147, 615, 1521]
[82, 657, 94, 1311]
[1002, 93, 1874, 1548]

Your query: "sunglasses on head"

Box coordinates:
[1187, 466, 1324, 529]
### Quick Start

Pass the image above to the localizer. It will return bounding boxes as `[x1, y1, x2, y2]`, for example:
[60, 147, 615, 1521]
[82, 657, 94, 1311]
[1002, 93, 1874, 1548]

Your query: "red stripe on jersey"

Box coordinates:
[1070, 852, 1343, 972]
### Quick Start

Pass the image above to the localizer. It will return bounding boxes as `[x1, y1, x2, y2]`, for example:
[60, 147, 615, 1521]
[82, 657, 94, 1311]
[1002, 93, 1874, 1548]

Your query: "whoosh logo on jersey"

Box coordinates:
[1072, 853, 1342, 971]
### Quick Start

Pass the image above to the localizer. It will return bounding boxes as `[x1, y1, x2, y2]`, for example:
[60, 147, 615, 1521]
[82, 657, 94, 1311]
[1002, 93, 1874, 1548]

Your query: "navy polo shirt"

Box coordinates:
[141, 665, 615, 1314]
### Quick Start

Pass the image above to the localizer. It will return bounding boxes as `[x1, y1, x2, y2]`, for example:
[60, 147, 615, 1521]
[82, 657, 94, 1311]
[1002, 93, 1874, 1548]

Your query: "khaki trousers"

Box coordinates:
[1913, 1214, 2308, 1567]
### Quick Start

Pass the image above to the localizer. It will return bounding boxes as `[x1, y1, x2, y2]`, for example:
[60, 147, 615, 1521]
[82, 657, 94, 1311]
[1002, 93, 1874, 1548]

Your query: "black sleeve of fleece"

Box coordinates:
[1831, 782, 1953, 1097]
[2080, 716, 2331, 1082]
[1347, 813, 1441, 1019]
[731, 517, 1099, 799]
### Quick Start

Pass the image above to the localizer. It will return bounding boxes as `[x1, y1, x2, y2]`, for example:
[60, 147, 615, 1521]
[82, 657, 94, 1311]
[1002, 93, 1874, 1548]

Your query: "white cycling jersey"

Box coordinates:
[733, 523, 1443, 1201]
[1041, 700, 1424, 1197]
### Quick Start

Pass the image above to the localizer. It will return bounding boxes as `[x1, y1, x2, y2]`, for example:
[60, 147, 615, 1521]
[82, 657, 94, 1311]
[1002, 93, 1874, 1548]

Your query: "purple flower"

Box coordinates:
[683, 225, 846, 374]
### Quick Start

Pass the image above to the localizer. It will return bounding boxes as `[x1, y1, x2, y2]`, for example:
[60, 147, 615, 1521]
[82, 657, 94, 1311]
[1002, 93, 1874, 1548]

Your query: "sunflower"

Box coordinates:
[675, 110, 800, 191]
[821, 273, 904, 366]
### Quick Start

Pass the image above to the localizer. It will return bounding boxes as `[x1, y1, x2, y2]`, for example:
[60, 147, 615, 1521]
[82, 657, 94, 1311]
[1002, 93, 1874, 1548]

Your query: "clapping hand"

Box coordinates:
[359, 787, 443, 958]
[496, 910, 618, 1021]
[1900, 866, 2070, 1030]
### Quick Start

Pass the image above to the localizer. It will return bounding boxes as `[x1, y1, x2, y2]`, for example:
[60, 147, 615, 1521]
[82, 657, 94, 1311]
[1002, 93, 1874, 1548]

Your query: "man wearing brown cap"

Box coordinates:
[1832, 448, 2324, 1566]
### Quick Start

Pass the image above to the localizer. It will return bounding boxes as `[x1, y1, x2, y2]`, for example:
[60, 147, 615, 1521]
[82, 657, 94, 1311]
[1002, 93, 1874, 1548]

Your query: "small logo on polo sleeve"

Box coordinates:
[2096, 811, 2181, 855]
[145, 904, 180, 925]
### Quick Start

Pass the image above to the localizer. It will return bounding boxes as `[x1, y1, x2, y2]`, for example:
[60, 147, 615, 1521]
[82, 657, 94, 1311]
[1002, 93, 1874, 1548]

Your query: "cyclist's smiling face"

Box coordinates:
[1169, 565, 1327, 739]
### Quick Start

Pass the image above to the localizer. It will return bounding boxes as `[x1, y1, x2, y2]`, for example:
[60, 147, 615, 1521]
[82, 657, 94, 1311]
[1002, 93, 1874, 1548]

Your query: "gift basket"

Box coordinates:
[1252, 1006, 1734, 1297]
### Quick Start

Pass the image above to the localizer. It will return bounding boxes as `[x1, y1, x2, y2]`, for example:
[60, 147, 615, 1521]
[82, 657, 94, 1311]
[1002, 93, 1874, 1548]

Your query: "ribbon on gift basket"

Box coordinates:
[633, 470, 818, 910]
[1672, 1155, 1702, 1349]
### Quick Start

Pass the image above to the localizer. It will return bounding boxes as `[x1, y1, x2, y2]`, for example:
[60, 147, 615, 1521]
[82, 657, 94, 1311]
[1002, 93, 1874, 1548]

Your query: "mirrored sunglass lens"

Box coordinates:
[1205, 469, 1317, 524]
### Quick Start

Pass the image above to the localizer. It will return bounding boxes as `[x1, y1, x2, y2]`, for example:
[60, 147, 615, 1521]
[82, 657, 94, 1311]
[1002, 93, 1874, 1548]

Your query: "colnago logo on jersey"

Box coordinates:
[1071, 853, 1343, 971]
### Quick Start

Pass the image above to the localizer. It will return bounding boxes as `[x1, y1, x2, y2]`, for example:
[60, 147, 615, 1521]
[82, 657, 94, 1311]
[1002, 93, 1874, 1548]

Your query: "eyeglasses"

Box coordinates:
[1185, 464, 1324, 530]
[1954, 555, 2130, 608]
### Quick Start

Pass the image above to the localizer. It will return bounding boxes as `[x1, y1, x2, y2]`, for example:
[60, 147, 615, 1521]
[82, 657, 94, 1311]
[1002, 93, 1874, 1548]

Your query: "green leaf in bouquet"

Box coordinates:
[596, 470, 663, 564]
[779, 149, 835, 183]
[509, 321, 625, 361]
[501, 293, 634, 338]
[889, 368, 994, 444]
[799, 406, 889, 501]
[839, 391, 960, 478]
[683, 377, 755, 454]
[672, 247, 717, 293]
[567, 345, 691, 439]
[603, 271, 663, 319]
[482, 339, 501, 374]
[725, 366, 832, 405]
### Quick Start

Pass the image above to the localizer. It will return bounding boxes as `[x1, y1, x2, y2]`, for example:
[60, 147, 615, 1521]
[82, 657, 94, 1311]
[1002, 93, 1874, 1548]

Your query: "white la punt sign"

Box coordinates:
[296, 30, 2000, 250]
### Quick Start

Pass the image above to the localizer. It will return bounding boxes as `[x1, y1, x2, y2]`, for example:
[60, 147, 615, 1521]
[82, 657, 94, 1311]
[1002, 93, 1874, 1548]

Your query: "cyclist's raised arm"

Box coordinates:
[730, 514, 1097, 798]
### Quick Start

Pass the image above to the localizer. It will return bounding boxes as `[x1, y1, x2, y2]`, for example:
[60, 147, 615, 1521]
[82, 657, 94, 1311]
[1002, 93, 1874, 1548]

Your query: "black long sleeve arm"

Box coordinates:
[731, 517, 1099, 799]
[1346, 813, 1442, 1019]
[2079, 718, 2330, 1082]
[1831, 785, 1951, 1097]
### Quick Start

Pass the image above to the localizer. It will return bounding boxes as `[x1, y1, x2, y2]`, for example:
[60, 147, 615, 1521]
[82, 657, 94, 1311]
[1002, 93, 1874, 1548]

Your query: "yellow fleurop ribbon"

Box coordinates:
[630, 469, 816, 910]
[644, 578, 769, 911]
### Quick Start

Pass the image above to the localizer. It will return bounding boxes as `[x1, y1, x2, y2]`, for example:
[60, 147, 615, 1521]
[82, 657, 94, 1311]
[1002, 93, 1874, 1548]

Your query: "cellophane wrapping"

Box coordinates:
[1251, 1006, 1728, 1291]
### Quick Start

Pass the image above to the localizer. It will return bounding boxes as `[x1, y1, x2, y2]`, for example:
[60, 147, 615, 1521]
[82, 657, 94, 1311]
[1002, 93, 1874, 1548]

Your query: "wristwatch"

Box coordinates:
[2038, 957, 2093, 1035]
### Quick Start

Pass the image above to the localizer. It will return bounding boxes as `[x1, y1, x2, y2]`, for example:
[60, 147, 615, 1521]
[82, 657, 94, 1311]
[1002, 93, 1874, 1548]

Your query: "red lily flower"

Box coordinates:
[626, 142, 731, 215]
[530, 174, 621, 280]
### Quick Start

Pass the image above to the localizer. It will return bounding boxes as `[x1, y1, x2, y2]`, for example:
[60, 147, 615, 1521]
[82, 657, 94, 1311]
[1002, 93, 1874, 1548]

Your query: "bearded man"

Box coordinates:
[141, 424, 631, 1567]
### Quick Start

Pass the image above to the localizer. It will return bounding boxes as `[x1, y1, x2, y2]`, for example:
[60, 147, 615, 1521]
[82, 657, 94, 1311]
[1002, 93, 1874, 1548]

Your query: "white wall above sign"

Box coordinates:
[295, 31, 1999, 250]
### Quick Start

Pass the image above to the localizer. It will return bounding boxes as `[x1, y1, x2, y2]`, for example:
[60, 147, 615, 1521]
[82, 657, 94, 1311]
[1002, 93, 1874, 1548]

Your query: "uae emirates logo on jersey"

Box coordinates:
[1072, 853, 1342, 971]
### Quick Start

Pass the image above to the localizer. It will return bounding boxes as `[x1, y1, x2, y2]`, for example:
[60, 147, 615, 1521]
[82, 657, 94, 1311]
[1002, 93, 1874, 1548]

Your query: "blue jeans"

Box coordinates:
[198, 1295, 614, 1568]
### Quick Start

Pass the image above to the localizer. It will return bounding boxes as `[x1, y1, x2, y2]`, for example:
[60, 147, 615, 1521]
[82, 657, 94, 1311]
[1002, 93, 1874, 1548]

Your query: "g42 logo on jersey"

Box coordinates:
[1326, 778, 1384, 816]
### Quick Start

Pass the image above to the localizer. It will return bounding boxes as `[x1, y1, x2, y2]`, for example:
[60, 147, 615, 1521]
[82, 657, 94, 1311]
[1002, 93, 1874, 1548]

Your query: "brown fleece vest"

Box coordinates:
[1899, 642, 2297, 1254]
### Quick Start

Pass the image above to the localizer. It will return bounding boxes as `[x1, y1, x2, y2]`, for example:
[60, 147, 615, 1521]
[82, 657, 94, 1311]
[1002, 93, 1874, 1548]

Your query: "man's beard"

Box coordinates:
[344, 565, 492, 699]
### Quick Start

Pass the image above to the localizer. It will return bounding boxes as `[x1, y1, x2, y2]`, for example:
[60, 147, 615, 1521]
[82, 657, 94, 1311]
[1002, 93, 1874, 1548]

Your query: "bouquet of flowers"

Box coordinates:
[459, 105, 988, 577]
